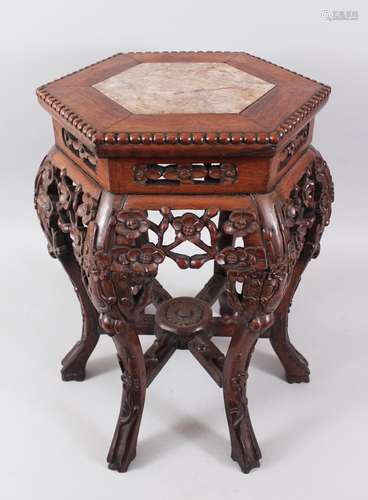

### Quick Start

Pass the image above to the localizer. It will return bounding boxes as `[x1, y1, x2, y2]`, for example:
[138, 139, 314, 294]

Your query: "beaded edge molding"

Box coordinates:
[36, 51, 331, 147]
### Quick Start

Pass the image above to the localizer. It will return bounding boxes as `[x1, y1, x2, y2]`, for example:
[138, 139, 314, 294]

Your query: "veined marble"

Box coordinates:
[93, 62, 274, 114]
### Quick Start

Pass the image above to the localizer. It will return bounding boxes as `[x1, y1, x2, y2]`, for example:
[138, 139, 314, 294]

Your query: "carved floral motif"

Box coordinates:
[35, 152, 333, 333]
[172, 213, 204, 241]
[76, 192, 97, 225]
[223, 210, 259, 237]
[34, 159, 98, 263]
[113, 209, 148, 240]
[118, 244, 165, 275]
[217, 156, 334, 320]
[215, 247, 265, 270]
[35, 148, 333, 476]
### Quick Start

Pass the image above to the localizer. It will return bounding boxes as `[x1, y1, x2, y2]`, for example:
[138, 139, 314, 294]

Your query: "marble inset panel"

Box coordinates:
[93, 62, 274, 114]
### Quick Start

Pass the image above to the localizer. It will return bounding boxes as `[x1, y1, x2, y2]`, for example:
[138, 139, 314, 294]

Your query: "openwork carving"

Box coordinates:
[76, 199, 269, 334]
[281, 155, 334, 265]
[35, 48, 334, 476]
[34, 148, 333, 475]
[35, 152, 333, 335]
[216, 155, 334, 321]
[62, 128, 97, 170]
[278, 123, 310, 171]
[134, 162, 238, 185]
[132, 207, 262, 270]
[34, 158, 98, 263]
[82, 212, 159, 334]
[309, 156, 334, 258]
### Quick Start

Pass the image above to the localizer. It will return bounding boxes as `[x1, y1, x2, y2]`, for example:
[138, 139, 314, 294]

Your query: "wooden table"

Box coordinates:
[34, 51, 333, 473]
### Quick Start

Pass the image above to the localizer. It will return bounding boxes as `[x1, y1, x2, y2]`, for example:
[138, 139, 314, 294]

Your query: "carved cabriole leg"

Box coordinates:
[34, 156, 100, 381]
[107, 324, 146, 472]
[34, 149, 333, 474]
[269, 152, 334, 383]
[216, 192, 291, 472]
[270, 258, 310, 383]
[82, 193, 164, 472]
[223, 314, 273, 472]
[59, 249, 100, 381]
[219, 151, 333, 471]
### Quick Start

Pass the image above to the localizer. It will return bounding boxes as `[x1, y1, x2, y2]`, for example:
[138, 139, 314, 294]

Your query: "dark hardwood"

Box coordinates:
[156, 297, 213, 337]
[34, 51, 333, 474]
[59, 249, 100, 381]
[188, 335, 225, 387]
[223, 318, 268, 472]
[108, 324, 146, 472]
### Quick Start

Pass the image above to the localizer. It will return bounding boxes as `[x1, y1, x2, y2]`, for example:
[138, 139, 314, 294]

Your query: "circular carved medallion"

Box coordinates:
[155, 297, 212, 336]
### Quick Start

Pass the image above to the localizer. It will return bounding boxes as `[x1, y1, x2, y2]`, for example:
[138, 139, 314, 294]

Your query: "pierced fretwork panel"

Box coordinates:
[111, 207, 264, 270]
[134, 162, 238, 185]
[35, 153, 333, 330]
[34, 158, 98, 263]
[62, 128, 97, 170]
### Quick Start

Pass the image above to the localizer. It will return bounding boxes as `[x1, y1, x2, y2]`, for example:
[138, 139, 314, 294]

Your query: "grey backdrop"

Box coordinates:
[1, 1, 367, 499]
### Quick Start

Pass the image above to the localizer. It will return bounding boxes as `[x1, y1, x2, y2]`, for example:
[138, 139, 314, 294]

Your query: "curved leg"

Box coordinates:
[215, 200, 290, 472]
[270, 259, 310, 383]
[34, 157, 100, 381]
[218, 151, 333, 472]
[223, 314, 273, 473]
[107, 324, 146, 472]
[81, 194, 163, 472]
[59, 251, 100, 381]
[269, 154, 334, 383]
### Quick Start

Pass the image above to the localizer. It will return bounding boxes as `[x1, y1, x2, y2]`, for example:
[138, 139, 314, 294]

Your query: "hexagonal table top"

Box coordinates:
[37, 52, 330, 150]
[93, 62, 274, 114]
